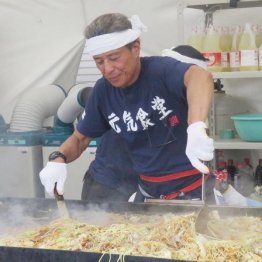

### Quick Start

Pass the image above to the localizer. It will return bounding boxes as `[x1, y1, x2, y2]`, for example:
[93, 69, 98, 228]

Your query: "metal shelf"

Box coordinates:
[186, 0, 262, 11]
[213, 71, 262, 79]
[181, 0, 262, 153]
[214, 137, 262, 149]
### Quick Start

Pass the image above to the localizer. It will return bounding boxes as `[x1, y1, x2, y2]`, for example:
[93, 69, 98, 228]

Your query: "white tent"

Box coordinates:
[0, 0, 201, 123]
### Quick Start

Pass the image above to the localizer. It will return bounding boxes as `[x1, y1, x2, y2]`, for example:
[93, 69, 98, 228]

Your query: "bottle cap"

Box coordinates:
[244, 158, 250, 164]
[227, 159, 234, 165]
[218, 161, 226, 168]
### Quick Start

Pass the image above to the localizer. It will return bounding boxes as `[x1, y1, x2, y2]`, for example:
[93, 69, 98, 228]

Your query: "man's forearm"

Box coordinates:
[58, 130, 92, 163]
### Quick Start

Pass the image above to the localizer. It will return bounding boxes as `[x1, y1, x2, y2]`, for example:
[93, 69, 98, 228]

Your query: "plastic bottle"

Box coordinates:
[219, 26, 232, 72]
[236, 161, 245, 194]
[259, 42, 262, 70]
[234, 172, 239, 189]
[202, 25, 223, 72]
[226, 159, 237, 185]
[253, 24, 262, 71]
[238, 158, 254, 196]
[238, 23, 259, 71]
[230, 25, 242, 71]
[220, 26, 232, 52]
[244, 157, 254, 175]
[187, 25, 204, 52]
[255, 159, 262, 186]
[254, 24, 262, 48]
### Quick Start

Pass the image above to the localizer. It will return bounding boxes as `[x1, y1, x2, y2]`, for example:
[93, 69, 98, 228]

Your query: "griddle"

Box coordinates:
[0, 197, 261, 262]
[0, 197, 202, 262]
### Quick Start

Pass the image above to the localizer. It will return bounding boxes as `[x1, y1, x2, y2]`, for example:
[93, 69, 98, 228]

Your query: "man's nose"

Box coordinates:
[104, 60, 114, 75]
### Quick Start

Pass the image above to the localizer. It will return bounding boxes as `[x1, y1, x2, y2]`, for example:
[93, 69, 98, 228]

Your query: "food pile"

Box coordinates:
[0, 212, 261, 261]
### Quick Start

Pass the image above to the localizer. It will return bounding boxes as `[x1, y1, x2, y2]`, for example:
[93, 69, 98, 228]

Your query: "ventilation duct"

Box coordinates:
[9, 84, 66, 132]
[55, 83, 92, 125]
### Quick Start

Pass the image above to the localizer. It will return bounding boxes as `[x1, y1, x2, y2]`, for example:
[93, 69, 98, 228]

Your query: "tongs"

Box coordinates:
[54, 183, 70, 219]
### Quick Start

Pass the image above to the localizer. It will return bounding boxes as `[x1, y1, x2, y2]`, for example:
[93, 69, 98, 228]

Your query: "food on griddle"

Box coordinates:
[204, 239, 262, 262]
[0, 213, 199, 260]
[207, 216, 262, 240]
[0, 212, 261, 261]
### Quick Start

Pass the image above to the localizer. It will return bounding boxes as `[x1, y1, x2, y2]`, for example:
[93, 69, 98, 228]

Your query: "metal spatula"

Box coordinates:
[54, 183, 70, 219]
[195, 169, 219, 239]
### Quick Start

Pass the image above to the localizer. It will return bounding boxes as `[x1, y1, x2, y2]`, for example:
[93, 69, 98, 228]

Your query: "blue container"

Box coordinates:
[231, 114, 262, 141]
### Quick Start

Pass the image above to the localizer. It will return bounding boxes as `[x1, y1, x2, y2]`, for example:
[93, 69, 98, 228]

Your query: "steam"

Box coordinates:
[0, 200, 128, 236]
[0, 202, 51, 235]
[0, 199, 202, 238]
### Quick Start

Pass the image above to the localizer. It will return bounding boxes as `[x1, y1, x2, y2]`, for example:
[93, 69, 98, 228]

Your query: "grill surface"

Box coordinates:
[0, 197, 261, 262]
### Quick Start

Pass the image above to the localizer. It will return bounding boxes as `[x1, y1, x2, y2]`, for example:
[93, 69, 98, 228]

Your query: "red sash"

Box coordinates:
[139, 169, 210, 200]
[139, 168, 200, 183]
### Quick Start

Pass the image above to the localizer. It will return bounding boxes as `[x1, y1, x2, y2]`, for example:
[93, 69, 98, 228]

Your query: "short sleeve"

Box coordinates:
[162, 57, 192, 100]
[77, 81, 110, 138]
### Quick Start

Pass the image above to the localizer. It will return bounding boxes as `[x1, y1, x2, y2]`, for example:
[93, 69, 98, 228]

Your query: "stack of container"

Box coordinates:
[187, 23, 262, 72]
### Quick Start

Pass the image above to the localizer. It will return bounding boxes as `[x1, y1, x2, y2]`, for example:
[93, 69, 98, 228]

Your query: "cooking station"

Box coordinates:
[0, 197, 261, 262]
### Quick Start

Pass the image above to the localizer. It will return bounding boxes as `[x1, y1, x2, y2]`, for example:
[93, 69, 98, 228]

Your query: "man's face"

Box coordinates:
[93, 41, 141, 88]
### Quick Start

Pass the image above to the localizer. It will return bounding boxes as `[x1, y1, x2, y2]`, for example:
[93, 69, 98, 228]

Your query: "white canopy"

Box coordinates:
[0, 0, 191, 122]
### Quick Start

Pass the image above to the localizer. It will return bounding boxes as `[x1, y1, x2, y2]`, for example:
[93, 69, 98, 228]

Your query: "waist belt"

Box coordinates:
[139, 169, 209, 200]
[139, 168, 200, 183]
[161, 174, 209, 200]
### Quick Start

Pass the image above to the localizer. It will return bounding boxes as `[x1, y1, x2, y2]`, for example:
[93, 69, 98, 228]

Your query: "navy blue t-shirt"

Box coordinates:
[88, 130, 138, 193]
[77, 56, 201, 197]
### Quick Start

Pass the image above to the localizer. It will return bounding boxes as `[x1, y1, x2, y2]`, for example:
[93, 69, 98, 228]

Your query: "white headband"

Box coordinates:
[86, 15, 147, 56]
[162, 49, 208, 69]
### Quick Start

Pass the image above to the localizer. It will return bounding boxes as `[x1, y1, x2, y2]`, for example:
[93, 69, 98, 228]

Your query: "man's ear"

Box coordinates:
[132, 39, 141, 57]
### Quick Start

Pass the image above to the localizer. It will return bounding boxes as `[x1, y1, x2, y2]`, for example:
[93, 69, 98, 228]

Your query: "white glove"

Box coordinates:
[186, 121, 214, 174]
[39, 162, 67, 197]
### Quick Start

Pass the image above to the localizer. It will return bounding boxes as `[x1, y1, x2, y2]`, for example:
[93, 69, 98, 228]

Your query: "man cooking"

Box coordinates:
[40, 13, 214, 201]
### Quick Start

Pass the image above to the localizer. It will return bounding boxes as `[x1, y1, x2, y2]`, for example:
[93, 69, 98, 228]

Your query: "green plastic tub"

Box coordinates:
[231, 114, 262, 142]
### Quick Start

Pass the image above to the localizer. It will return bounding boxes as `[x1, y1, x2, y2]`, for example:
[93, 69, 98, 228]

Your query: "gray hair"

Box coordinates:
[84, 13, 132, 39]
